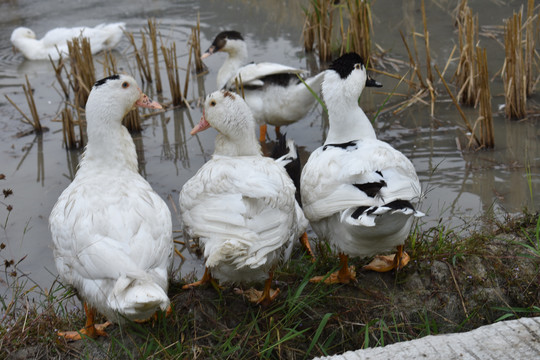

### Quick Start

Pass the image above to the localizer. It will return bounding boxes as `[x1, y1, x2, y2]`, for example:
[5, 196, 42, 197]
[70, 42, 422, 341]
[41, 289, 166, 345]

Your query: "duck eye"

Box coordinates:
[122, 82, 129, 88]
[354, 63, 362, 70]
[210, 100, 217, 107]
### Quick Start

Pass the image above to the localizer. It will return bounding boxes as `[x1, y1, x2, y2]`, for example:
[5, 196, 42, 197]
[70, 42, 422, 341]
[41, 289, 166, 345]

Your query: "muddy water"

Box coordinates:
[0, 0, 538, 295]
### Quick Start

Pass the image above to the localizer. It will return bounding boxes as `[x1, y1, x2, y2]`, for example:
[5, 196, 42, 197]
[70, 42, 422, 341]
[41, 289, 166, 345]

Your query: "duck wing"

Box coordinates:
[50, 174, 172, 285]
[230, 62, 306, 88]
[301, 139, 422, 224]
[41, 23, 125, 52]
[180, 156, 300, 270]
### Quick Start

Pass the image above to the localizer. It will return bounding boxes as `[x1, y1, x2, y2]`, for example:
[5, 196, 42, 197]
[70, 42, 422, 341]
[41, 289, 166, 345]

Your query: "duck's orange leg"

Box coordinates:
[310, 253, 356, 284]
[235, 271, 280, 306]
[259, 124, 268, 142]
[363, 245, 410, 272]
[182, 267, 216, 289]
[300, 232, 316, 262]
[58, 302, 111, 341]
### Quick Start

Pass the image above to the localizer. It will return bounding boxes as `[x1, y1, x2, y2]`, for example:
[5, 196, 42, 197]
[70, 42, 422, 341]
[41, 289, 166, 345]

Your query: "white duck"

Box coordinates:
[49, 74, 172, 340]
[179, 90, 307, 305]
[202, 30, 326, 142]
[300, 53, 424, 284]
[10, 23, 125, 60]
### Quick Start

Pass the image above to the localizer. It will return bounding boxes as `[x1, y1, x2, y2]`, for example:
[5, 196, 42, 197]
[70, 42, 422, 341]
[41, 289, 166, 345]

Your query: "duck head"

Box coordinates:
[86, 74, 161, 123]
[201, 30, 245, 59]
[11, 27, 36, 42]
[323, 52, 382, 104]
[192, 90, 260, 156]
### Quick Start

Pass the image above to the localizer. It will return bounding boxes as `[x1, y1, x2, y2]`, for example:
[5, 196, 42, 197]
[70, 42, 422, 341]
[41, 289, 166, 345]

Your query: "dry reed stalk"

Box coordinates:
[455, 5, 479, 106]
[147, 18, 163, 93]
[162, 42, 184, 107]
[344, 0, 372, 63]
[420, 0, 433, 85]
[234, 75, 246, 99]
[302, 6, 316, 52]
[435, 65, 480, 149]
[371, 68, 418, 88]
[22, 75, 41, 133]
[524, 0, 536, 97]
[67, 37, 95, 110]
[184, 41, 193, 98]
[454, 0, 469, 26]
[126, 31, 153, 85]
[4, 76, 42, 133]
[49, 55, 70, 99]
[302, 0, 335, 62]
[420, 0, 436, 115]
[503, 11, 527, 119]
[102, 51, 118, 76]
[61, 107, 80, 149]
[474, 47, 494, 149]
[122, 107, 143, 132]
[191, 13, 206, 73]
[399, 30, 425, 90]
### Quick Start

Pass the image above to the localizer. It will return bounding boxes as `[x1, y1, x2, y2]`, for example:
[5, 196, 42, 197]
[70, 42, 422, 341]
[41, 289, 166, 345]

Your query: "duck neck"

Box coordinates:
[213, 132, 261, 157]
[80, 105, 139, 173]
[13, 38, 45, 60]
[217, 42, 248, 89]
[324, 90, 377, 144]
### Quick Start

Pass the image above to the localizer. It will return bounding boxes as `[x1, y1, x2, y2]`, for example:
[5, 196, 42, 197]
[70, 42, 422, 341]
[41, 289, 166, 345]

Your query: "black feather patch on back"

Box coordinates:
[259, 73, 299, 87]
[350, 200, 415, 220]
[329, 52, 365, 79]
[94, 74, 120, 88]
[323, 140, 358, 151]
[384, 200, 415, 211]
[351, 206, 373, 219]
[353, 181, 387, 198]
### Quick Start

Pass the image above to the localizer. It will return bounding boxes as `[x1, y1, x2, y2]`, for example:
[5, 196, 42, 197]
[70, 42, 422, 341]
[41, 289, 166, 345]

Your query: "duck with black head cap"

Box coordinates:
[301, 53, 424, 284]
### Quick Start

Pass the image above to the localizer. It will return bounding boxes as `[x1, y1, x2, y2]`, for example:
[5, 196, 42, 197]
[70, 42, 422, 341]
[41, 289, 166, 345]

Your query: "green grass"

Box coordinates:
[1, 212, 539, 359]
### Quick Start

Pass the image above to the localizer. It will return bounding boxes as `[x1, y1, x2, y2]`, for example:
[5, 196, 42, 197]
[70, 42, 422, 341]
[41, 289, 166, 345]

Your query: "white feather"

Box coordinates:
[11, 23, 125, 60]
[180, 90, 306, 284]
[49, 75, 172, 323]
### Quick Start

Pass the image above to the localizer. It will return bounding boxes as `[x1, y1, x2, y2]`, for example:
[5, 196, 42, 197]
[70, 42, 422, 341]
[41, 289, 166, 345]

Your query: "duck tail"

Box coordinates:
[205, 238, 250, 268]
[108, 275, 169, 321]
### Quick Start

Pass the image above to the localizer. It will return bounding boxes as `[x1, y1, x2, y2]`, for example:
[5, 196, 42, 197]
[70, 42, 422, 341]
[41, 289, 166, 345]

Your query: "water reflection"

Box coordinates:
[15, 134, 44, 186]
[0, 0, 538, 294]
[63, 148, 80, 181]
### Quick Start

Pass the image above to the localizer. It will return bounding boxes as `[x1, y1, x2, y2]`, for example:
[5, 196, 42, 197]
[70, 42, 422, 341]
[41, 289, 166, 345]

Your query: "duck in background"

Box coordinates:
[11, 22, 125, 60]
[179, 90, 307, 305]
[201, 30, 326, 142]
[49, 74, 172, 340]
[300, 53, 424, 284]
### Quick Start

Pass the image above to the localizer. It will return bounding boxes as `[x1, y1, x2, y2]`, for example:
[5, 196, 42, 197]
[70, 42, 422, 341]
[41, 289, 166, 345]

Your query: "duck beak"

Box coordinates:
[201, 45, 216, 60]
[190, 109, 211, 135]
[366, 76, 382, 88]
[135, 91, 162, 110]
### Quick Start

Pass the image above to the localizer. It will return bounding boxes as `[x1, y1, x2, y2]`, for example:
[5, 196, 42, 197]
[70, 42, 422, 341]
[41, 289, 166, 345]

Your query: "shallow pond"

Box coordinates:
[0, 0, 538, 296]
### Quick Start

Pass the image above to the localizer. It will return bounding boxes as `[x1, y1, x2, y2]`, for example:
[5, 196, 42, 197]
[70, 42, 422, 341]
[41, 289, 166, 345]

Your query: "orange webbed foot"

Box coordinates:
[58, 321, 111, 341]
[363, 251, 410, 272]
[310, 265, 357, 284]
